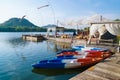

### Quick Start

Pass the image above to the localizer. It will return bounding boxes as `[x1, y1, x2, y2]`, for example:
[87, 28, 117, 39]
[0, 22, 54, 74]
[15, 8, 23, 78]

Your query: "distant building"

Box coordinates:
[46, 25, 64, 37]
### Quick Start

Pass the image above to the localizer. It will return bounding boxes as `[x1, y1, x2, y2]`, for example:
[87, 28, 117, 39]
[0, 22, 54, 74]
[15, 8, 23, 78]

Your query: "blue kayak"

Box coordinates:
[72, 46, 84, 50]
[32, 57, 101, 69]
[57, 49, 76, 54]
[72, 46, 108, 51]
[57, 55, 77, 59]
[32, 58, 80, 69]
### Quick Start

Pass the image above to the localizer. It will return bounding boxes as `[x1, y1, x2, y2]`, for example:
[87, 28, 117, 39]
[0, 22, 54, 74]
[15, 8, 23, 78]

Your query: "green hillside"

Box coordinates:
[0, 18, 37, 28]
[0, 17, 76, 32]
[0, 17, 46, 32]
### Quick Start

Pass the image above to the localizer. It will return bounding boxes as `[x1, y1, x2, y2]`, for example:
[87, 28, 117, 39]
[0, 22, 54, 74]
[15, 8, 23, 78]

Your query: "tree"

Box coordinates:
[114, 19, 120, 21]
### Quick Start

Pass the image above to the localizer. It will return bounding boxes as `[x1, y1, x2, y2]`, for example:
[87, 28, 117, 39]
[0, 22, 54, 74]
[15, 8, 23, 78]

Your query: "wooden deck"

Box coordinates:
[22, 34, 46, 42]
[70, 51, 120, 80]
[46, 37, 72, 43]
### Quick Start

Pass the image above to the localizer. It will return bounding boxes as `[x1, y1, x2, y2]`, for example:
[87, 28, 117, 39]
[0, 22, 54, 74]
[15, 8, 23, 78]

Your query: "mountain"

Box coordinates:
[0, 17, 75, 32]
[42, 24, 57, 28]
[0, 17, 47, 32]
[0, 17, 38, 28]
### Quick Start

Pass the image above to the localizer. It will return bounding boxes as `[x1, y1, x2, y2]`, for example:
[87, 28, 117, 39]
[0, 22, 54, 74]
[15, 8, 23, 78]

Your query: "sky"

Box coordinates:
[0, 0, 120, 27]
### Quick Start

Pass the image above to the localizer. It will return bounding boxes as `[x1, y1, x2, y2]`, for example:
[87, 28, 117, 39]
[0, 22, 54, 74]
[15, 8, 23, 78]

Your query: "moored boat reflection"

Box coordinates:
[32, 67, 88, 76]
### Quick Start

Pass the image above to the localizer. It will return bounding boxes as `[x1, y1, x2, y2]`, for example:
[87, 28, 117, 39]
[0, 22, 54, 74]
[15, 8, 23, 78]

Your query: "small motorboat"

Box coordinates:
[32, 57, 102, 69]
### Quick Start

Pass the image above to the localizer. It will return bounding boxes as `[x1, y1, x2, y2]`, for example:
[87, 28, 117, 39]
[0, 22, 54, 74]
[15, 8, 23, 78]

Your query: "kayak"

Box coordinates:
[56, 49, 76, 54]
[72, 46, 84, 50]
[32, 57, 102, 69]
[57, 51, 111, 59]
[72, 46, 108, 51]
[32, 46, 113, 69]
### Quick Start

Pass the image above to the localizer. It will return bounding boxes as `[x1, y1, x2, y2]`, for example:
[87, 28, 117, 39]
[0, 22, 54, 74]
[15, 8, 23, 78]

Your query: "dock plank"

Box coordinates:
[70, 64, 120, 80]
[96, 62, 120, 73]
[92, 66, 120, 79]
[88, 69, 117, 80]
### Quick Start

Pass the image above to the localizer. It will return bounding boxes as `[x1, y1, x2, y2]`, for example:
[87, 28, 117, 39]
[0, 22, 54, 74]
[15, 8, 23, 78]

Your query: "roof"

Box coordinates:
[91, 21, 120, 25]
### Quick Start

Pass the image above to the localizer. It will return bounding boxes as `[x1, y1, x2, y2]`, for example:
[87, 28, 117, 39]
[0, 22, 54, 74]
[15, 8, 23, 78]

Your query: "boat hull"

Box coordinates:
[72, 46, 108, 51]
[32, 58, 102, 69]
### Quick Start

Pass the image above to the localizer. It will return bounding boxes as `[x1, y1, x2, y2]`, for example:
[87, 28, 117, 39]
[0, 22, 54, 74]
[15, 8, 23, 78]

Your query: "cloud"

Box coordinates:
[94, 2, 102, 7]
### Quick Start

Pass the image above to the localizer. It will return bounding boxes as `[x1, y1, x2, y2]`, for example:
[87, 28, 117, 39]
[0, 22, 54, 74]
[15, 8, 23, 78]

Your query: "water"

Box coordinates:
[0, 32, 85, 80]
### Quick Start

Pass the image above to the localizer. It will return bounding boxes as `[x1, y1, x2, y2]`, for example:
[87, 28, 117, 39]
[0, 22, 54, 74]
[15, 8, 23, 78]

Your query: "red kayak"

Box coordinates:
[57, 51, 111, 59]
[77, 57, 102, 67]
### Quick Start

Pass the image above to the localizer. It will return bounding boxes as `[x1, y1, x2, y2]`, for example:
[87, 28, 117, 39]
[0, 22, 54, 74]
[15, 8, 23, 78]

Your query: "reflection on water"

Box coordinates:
[55, 42, 72, 49]
[32, 67, 87, 76]
[6, 38, 29, 61]
[46, 40, 72, 52]
[8, 37, 45, 48]
[7, 37, 29, 47]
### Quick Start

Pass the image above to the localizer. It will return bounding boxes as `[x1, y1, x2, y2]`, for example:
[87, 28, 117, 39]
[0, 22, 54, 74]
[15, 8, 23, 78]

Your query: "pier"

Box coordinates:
[22, 34, 46, 42]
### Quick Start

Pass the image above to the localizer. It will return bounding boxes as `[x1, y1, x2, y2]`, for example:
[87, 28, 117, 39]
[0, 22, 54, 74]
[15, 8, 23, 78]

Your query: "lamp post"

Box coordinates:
[37, 5, 49, 9]
[37, 4, 50, 37]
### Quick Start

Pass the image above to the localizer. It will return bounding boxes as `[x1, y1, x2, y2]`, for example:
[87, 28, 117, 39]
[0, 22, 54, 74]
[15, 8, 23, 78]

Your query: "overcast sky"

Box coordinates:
[0, 0, 120, 27]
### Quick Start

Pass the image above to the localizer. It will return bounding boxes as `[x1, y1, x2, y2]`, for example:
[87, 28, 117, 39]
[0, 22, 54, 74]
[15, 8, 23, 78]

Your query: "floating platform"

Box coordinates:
[22, 34, 46, 42]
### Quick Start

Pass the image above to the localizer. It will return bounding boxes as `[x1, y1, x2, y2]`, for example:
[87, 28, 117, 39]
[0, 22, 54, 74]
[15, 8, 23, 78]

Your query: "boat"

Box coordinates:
[32, 57, 102, 69]
[72, 46, 109, 51]
[32, 46, 113, 69]
[57, 50, 111, 59]
[72, 46, 84, 50]
[56, 49, 76, 54]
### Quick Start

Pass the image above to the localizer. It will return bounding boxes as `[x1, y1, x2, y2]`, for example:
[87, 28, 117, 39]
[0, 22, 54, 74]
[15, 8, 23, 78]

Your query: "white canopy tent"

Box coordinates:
[58, 14, 111, 29]
[90, 22, 120, 36]
[106, 23, 120, 35]
[87, 21, 120, 44]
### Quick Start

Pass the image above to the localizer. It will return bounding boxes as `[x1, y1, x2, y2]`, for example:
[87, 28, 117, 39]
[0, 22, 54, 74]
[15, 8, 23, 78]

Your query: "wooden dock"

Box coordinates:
[70, 51, 120, 80]
[46, 37, 73, 43]
[22, 34, 46, 42]
[46, 37, 87, 45]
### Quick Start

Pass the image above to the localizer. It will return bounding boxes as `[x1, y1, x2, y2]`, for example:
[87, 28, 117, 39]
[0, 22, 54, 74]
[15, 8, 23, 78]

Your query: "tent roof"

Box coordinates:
[91, 21, 120, 25]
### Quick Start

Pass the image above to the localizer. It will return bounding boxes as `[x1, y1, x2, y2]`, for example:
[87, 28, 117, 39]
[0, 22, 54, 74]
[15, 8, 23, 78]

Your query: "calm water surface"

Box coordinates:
[0, 32, 85, 80]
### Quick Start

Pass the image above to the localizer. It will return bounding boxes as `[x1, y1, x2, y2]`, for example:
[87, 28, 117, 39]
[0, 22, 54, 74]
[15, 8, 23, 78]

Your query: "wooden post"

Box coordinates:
[87, 35, 92, 44]
[117, 40, 120, 52]
[46, 28, 50, 37]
